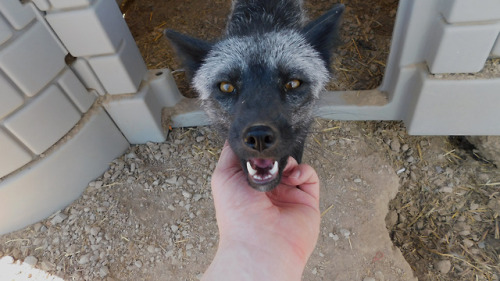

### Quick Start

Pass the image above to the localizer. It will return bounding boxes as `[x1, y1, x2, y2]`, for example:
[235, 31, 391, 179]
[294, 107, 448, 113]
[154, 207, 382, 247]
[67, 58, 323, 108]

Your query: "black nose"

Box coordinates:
[244, 126, 276, 152]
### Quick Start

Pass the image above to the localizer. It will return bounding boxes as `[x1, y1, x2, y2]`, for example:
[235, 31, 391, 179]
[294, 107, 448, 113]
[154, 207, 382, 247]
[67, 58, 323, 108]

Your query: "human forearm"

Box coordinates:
[201, 239, 306, 281]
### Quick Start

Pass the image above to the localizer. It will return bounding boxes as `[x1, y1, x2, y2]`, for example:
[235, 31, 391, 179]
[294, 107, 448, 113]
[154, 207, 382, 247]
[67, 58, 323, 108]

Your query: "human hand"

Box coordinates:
[203, 142, 320, 281]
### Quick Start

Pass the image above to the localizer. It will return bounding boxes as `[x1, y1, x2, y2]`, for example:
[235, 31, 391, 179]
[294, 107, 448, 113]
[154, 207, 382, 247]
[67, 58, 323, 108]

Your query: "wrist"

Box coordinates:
[202, 238, 306, 281]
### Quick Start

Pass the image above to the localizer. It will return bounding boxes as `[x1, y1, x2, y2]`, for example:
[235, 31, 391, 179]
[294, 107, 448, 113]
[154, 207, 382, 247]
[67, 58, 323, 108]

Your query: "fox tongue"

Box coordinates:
[251, 159, 274, 169]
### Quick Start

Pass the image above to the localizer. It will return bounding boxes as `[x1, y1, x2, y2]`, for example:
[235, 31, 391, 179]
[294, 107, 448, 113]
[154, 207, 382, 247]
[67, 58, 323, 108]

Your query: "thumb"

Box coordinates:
[214, 142, 240, 172]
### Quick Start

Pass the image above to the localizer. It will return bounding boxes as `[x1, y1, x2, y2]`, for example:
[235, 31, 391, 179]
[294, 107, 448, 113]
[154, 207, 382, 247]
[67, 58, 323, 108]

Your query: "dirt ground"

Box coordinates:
[1, 0, 500, 280]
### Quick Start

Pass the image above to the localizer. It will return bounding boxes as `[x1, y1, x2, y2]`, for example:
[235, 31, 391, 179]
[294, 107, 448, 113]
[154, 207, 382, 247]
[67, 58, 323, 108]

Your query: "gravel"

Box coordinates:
[49, 213, 67, 225]
[1, 121, 499, 281]
[0, 126, 222, 281]
[431, 58, 500, 80]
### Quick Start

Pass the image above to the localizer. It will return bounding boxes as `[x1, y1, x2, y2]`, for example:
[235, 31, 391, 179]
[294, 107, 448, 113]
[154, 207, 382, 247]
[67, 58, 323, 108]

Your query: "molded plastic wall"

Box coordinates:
[0, 0, 180, 234]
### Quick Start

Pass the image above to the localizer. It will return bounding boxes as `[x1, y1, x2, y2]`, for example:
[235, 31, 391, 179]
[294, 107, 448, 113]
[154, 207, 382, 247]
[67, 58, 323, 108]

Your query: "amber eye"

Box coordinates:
[285, 79, 301, 90]
[219, 82, 235, 93]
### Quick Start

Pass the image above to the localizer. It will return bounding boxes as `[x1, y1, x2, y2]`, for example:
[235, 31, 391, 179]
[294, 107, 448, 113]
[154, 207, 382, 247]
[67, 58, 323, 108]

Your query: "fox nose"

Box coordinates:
[244, 126, 276, 152]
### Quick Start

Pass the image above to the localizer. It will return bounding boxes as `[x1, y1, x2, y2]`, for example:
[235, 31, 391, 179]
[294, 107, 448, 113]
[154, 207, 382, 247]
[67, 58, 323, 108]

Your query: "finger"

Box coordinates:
[281, 156, 299, 176]
[281, 164, 320, 201]
[266, 181, 319, 213]
[267, 182, 307, 203]
[211, 142, 242, 199]
[211, 142, 265, 207]
[214, 141, 240, 172]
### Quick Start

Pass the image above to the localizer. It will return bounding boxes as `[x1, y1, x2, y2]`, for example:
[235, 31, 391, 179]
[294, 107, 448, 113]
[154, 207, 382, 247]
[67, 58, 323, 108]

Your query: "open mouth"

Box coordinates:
[245, 158, 279, 185]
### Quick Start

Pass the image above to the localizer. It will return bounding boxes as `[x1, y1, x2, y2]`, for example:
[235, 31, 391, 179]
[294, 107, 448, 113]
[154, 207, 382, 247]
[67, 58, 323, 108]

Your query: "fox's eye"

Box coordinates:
[285, 79, 301, 90]
[219, 82, 235, 93]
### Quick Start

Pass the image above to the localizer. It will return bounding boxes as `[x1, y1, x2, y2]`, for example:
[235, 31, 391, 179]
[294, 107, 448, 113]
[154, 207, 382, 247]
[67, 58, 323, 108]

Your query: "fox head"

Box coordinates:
[165, 4, 344, 191]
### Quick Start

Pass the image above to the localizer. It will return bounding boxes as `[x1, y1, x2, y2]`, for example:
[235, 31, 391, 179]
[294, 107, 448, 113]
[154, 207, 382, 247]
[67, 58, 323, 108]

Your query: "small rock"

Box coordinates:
[182, 191, 192, 199]
[331, 233, 339, 241]
[170, 225, 179, 233]
[459, 230, 470, 236]
[165, 176, 178, 185]
[390, 138, 401, 152]
[165, 250, 174, 258]
[193, 194, 202, 202]
[90, 226, 101, 236]
[52, 237, 60, 245]
[177, 177, 184, 186]
[363, 278, 376, 281]
[463, 239, 474, 248]
[51, 212, 68, 225]
[401, 144, 409, 152]
[196, 136, 205, 142]
[470, 202, 479, 210]
[11, 248, 21, 259]
[435, 259, 451, 274]
[488, 198, 500, 212]
[94, 181, 103, 189]
[147, 245, 156, 253]
[353, 178, 362, 183]
[478, 241, 485, 249]
[99, 266, 110, 278]
[135, 260, 143, 268]
[78, 254, 91, 265]
[33, 223, 43, 232]
[23, 256, 38, 267]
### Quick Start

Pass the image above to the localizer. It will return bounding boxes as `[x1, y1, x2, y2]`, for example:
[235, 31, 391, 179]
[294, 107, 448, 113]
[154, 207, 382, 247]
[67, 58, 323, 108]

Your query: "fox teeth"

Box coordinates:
[270, 161, 278, 176]
[246, 161, 279, 179]
[247, 161, 257, 176]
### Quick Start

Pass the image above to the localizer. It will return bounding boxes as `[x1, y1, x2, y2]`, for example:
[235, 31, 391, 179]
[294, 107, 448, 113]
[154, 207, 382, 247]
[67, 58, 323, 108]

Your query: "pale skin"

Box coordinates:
[202, 142, 321, 281]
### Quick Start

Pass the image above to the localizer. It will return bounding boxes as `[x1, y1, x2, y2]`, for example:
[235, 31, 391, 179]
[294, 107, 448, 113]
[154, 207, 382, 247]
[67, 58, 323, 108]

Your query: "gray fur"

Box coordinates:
[193, 30, 329, 101]
[227, 0, 306, 35]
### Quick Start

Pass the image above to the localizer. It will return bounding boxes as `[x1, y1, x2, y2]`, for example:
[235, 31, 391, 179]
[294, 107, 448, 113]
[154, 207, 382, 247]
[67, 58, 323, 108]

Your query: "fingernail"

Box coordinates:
[291, 169, 301, 179]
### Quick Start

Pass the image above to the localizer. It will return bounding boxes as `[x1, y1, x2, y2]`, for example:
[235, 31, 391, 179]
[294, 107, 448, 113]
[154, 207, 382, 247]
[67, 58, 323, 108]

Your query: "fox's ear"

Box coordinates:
[302, 4, 344, 68]
[164, 29, 213, 78]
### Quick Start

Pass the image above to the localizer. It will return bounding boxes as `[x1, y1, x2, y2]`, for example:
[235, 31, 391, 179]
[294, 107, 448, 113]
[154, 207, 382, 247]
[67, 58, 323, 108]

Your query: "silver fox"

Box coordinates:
[165, 0, 344, 191]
